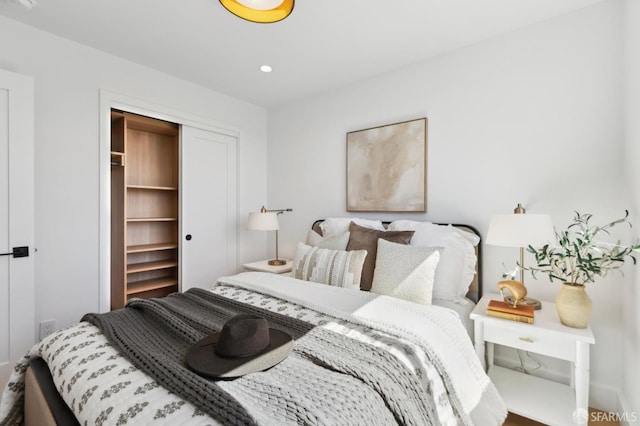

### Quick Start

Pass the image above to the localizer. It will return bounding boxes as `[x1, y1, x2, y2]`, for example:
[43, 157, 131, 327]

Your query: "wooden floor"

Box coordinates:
[504, 409, 619, 425]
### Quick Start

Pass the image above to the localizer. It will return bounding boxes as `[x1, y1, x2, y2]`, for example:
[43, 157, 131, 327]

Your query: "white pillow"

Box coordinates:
[305, 230, 350, 250]
[292, 243, 367, 290]
[319, 218, 385, 237]
[388, 220, 478, 302]
[370, 239, 440, 306]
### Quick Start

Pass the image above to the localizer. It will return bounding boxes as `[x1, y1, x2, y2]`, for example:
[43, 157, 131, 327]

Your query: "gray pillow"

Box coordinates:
[371, 239, 440, 305]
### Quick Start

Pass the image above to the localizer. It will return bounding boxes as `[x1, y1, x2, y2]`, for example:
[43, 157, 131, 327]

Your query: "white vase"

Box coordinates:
[555, 283, 592, 329]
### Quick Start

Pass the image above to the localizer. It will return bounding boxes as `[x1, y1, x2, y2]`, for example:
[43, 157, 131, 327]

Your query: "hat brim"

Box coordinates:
[186, 328, 293, 379]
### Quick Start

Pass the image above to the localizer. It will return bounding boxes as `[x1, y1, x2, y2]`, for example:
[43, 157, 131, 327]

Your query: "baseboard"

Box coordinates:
[618, 392, 640, 426]
[618, 393, 629, 426]
[589, 382, 622, 415]
[493, 353, 619, 413]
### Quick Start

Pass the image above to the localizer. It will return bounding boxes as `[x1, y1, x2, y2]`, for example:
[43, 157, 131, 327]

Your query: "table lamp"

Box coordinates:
[247, 206, 293, 266]
[486, 203, 555, 309]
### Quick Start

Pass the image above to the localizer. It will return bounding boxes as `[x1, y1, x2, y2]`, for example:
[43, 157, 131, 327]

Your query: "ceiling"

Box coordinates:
[0, 0, 604, 107]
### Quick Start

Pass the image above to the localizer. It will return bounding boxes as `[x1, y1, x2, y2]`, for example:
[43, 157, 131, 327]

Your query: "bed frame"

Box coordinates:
[24, 357, 78, 426]
[24, 220, 482, 425]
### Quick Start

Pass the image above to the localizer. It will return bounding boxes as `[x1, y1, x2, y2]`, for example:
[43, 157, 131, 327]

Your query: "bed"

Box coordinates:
[0, 219, 507, 426]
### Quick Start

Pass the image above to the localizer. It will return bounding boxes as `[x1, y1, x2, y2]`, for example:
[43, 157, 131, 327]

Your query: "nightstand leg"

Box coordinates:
[474, 321, 486, 370]
[574, 341, 590, 426]
[487, 342, 495, 369]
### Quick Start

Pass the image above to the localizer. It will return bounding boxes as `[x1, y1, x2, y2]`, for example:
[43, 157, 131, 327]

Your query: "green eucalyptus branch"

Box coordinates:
[523, 210, 640, 286]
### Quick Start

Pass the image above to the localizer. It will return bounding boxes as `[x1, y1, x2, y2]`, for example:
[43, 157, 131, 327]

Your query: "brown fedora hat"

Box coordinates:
[186, 313, 293, 379]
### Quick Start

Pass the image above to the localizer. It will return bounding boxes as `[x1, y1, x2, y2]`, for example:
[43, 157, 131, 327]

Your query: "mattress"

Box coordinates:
[432, 297, 476, 337]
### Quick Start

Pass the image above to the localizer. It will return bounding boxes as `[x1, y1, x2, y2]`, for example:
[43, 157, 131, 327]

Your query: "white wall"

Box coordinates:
[0, 17, 268, 334]
[623, 0, 640, 420]
[268, 0, 629, 412]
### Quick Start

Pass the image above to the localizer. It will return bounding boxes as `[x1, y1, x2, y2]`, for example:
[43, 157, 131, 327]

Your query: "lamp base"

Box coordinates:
[268, 259, 286, 266]
[505, 296, 542, 310]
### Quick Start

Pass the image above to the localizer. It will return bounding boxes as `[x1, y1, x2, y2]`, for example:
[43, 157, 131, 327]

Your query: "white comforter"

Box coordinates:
[0, 272, 506, 425]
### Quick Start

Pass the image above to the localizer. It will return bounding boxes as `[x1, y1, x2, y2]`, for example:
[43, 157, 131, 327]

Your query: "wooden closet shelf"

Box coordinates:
[127, 217, 177, 222]
[124, 113, 179, 136]
[127, 259, 178, 274]
[127, 277, 178, 296]
[127, 185, 178, 191]
[127, 243, 178, 253]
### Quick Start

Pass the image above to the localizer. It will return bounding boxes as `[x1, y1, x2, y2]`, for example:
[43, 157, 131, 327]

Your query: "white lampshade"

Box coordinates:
[486, 214, 555, 247]
[247, 212, 279, 231]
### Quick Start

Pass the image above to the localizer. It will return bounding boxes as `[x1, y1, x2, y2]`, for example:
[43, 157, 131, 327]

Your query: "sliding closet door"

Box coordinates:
[181, 126, 237, 291]
[0, 69, 34, 389]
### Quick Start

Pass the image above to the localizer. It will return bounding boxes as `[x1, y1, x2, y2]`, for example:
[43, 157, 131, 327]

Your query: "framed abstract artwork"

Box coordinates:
[346, 117, 427, 212]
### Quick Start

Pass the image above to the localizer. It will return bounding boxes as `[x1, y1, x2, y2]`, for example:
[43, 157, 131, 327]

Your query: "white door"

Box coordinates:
[0, 69, 35, 389]
[180, 126, 237, 291]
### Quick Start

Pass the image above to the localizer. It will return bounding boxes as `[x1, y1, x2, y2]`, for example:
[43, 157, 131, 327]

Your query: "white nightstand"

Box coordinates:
[470, 294, 595, 426]
[242, 259, 292, 274]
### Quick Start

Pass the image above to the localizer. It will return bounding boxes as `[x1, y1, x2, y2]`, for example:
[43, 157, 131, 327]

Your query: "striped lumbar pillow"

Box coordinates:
[292, 243, 367, 290]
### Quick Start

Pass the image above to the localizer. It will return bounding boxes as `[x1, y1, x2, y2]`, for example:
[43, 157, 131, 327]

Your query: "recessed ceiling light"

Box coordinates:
[260, 65, 273, 73]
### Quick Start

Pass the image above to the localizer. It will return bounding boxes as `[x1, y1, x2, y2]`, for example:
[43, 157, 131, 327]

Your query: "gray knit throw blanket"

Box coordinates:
[82, 288, 437, 426]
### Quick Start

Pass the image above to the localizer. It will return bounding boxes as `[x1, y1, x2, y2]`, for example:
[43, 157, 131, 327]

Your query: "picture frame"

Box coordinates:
[346, 117, 427, 212]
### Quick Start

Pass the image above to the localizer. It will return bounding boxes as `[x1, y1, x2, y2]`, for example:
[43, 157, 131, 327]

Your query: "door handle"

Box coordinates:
[0, 246, 29, 258]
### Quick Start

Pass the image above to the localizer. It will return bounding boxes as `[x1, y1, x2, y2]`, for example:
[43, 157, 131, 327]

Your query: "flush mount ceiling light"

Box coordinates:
[219, 0, 294, 23]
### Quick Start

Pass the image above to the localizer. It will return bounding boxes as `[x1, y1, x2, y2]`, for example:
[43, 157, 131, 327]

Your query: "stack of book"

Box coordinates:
[486, 299, 534, 324]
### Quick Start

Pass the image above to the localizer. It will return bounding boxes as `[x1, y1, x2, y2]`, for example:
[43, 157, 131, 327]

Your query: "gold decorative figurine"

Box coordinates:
[497, 280, 528, 308]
